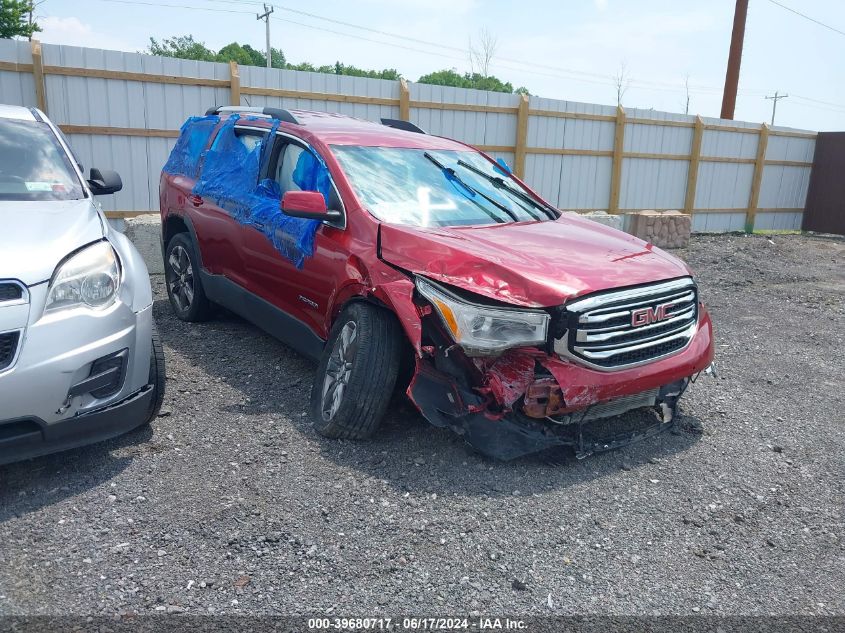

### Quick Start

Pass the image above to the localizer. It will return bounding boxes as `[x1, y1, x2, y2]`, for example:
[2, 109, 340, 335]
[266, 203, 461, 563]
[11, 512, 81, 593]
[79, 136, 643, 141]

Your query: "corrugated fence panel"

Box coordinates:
[526, 97, 614, 210]
[621, 158, 688, 210]
[0, 40, 818, 230]
[241, 66, 400, 122]
[620, 111, 694, 211]
[0, 39, 35, 107]
[695, 162, 755, 210]
[691, 212, 746, 233]
[754, 211, 803, 231]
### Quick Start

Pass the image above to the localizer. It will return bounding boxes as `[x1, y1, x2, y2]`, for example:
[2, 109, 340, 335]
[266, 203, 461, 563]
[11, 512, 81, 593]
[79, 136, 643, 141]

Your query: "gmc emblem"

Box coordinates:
[631, 302, 675, 327]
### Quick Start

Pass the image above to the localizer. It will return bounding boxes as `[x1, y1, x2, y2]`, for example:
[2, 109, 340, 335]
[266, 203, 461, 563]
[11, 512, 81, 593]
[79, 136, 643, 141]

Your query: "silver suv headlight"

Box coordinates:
[416, 276, 549, 356]
[45, 241, 121, 313]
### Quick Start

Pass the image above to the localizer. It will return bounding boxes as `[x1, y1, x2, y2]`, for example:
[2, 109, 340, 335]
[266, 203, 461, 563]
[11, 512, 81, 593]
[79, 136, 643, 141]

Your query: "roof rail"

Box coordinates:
[205, 106, 298, 124]
[381, 118, 426, 134]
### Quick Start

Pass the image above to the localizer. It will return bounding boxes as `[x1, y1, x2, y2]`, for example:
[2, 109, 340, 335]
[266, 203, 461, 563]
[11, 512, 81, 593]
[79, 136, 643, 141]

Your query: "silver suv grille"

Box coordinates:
[555, 277, 698, 370]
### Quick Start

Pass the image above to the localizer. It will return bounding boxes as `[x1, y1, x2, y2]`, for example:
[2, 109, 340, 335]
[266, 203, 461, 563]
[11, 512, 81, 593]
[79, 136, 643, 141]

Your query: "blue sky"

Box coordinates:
[34, 0, 845, 131]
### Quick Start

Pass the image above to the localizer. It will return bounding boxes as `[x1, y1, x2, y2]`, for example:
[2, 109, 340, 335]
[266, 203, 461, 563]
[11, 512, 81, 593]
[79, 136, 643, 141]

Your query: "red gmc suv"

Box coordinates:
[159, 106, 714, 460]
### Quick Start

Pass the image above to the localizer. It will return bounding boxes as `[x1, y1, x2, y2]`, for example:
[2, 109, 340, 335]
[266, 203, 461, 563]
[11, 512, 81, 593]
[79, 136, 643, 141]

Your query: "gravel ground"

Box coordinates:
[1, 233, 843, 617]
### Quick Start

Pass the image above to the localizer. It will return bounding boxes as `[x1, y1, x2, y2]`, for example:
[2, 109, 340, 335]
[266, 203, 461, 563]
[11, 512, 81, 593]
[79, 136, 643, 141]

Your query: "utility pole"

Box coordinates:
[720, 0, 748, 120]
[765, 91, 789, 126]
[256, 4, 274, 69]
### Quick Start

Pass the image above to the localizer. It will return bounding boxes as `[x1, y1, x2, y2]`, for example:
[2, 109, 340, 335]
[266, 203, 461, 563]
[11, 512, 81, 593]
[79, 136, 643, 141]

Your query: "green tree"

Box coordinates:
[240, 43, 266, 67]
[0, 0, 40, 39]
[417, 69, 519, 93]
[147, 35, 215, 62]
[514, 86, 531, 96]
[269, 47, 286, 69]
[215, 42, 255, 66]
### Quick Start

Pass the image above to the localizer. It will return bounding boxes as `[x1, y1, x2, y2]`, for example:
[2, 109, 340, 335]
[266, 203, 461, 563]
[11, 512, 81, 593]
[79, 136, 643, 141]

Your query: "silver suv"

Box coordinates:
[0, 105, 164, 465]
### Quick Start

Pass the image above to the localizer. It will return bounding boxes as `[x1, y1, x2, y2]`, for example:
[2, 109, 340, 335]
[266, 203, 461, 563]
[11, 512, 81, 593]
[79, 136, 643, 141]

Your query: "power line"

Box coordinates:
[766, 0, 845, 38]
[93, 0, 767, 96]
[85, 0, 833, 110]
[792, 94, 845, 110]
[189, 0, 760, 95]
[92, 0, 254, 15]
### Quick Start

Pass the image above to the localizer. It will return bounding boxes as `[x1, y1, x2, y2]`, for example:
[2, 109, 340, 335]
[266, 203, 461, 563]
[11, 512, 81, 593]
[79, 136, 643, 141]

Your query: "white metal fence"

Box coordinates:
[0, 38, 816, 232]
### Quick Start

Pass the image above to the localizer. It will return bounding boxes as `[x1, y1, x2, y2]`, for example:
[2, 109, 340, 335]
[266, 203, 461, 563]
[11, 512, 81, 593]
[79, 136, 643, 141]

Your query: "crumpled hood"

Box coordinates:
[0, 198, 104, 286]
[379, 213, 692, 307]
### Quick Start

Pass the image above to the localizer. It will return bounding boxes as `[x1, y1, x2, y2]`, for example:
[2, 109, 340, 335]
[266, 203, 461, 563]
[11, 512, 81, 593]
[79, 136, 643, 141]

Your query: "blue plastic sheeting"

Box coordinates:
[188, 115, 322, 268]
[495, 158, 512, 176]
[292, 150, 332, 205]
[162, 115, 219, 179]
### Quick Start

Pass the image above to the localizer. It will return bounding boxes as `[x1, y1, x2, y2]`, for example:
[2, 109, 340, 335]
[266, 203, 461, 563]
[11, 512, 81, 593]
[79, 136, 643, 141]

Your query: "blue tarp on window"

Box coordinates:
[164, 114, 323, 269]
[162, 115, 219, 179]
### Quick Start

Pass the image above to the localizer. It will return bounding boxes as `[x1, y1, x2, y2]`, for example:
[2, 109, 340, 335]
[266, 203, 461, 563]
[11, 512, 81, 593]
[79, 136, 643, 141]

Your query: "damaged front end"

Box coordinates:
[404, 276, 715, 461]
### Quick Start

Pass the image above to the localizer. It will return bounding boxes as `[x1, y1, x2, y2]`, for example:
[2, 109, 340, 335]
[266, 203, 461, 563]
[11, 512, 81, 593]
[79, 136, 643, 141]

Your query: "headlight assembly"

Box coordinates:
[45, 241, 121, 313]
[416, 276, 549, 355]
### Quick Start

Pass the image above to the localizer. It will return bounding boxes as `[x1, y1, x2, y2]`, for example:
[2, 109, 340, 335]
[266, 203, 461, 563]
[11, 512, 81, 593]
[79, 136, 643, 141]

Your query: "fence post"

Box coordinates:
[30, 39, 47, 113]
[684, 115, 704, 214]
[514, 93, 530, 178]
[609, 105, 626, 213]
[399, 78, 410, 121]
[229, 61, 240, 106]
[746, 123, 770, 233]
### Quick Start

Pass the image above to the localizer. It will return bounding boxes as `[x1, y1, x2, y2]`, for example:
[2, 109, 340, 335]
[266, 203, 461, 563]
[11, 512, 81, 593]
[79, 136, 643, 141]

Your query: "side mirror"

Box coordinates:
[87, 168, 123, 195]
[281, 190, 341, 222]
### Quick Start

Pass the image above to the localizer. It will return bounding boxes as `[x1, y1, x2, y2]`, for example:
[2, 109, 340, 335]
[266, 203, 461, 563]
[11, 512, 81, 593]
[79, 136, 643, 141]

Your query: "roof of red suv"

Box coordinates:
[223, 109, 469, 151]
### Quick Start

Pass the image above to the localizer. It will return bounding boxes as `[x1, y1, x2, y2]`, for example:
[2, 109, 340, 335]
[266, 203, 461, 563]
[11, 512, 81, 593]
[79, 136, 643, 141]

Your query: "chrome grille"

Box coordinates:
[555, 277, 698, 370]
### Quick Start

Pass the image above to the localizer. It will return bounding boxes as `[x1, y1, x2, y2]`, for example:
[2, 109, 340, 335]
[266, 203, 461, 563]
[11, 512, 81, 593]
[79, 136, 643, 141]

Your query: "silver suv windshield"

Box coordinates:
[330, 146, 555, 227]
[0, 118, 84, 201]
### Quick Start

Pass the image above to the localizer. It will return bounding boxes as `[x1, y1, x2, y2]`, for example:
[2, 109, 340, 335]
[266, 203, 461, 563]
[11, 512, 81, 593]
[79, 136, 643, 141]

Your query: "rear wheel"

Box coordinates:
[165, 233, 213, 321]
[144, 324, 166, 424]
[310, 303, 402, 440]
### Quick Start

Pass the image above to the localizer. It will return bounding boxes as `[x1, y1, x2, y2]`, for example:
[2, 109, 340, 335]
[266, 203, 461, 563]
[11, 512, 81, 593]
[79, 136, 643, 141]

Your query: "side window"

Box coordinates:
[275, 144, 306, 195]
[198, 125, 267, 177]
[268, 136, 344, 228]
[271, 140, 340, 206]
[211, 126, 267, 152]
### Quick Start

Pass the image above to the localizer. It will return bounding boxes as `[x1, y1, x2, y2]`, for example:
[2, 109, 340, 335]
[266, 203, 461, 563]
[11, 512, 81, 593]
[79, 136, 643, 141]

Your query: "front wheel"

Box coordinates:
[165, 233, 213, 322]
[310, 303, 403, 440]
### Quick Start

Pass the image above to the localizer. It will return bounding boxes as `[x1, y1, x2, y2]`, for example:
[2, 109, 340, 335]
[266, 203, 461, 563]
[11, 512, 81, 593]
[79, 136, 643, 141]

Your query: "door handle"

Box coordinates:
[188, 194, 203, 207]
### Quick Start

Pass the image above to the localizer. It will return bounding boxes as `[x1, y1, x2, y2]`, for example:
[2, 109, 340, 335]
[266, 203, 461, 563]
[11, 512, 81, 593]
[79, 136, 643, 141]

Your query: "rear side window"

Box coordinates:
[0, 118, 84, 202]
[162, 115, 220, 179]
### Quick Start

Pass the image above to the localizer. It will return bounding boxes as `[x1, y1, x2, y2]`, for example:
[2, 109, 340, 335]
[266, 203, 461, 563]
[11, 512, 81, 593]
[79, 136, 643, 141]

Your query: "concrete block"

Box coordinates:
[624, 209, 691, 249]
[123, 214, 164, 274]
[580, 210, 624, 232]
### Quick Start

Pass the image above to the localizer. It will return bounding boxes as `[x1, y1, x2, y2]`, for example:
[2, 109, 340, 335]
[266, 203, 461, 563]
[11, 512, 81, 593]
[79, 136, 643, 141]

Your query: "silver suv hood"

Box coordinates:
[0, 198, 105, 286]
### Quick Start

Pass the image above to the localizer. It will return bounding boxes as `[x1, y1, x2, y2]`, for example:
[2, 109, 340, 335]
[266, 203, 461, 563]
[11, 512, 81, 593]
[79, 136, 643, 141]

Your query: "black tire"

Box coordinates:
[145, 323, 166, 424]
[164, 232, 213, 322]
[310, 302, 402, 440]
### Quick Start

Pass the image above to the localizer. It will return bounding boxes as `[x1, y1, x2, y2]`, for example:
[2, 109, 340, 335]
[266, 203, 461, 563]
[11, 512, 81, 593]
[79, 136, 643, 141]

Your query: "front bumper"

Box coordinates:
[0, 386, 153, 466]
[0, 282, 153, 424]
[408, 307, 715, 460]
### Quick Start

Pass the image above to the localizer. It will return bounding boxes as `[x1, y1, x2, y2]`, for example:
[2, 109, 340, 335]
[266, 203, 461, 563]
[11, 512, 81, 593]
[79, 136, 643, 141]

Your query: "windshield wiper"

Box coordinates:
[423, 152, 519, 223]
[456, 159, 558, 220]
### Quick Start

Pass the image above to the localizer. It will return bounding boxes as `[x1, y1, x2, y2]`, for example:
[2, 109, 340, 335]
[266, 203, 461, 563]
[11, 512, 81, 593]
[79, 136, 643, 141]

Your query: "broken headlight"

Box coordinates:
[45, 241, 121, 313]
[416, 276, 549, 356]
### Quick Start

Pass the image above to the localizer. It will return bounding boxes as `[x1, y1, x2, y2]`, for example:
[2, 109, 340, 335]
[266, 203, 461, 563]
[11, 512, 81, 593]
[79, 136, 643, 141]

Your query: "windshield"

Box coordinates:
[331, 146, 554, 227]
[0, 118, 85, 202]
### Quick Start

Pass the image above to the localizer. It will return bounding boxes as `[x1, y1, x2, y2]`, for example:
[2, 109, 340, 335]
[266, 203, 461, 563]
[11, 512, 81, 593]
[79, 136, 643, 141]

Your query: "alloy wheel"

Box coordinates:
[321, 321, 358, 421]
[168, 245, 195, 312]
